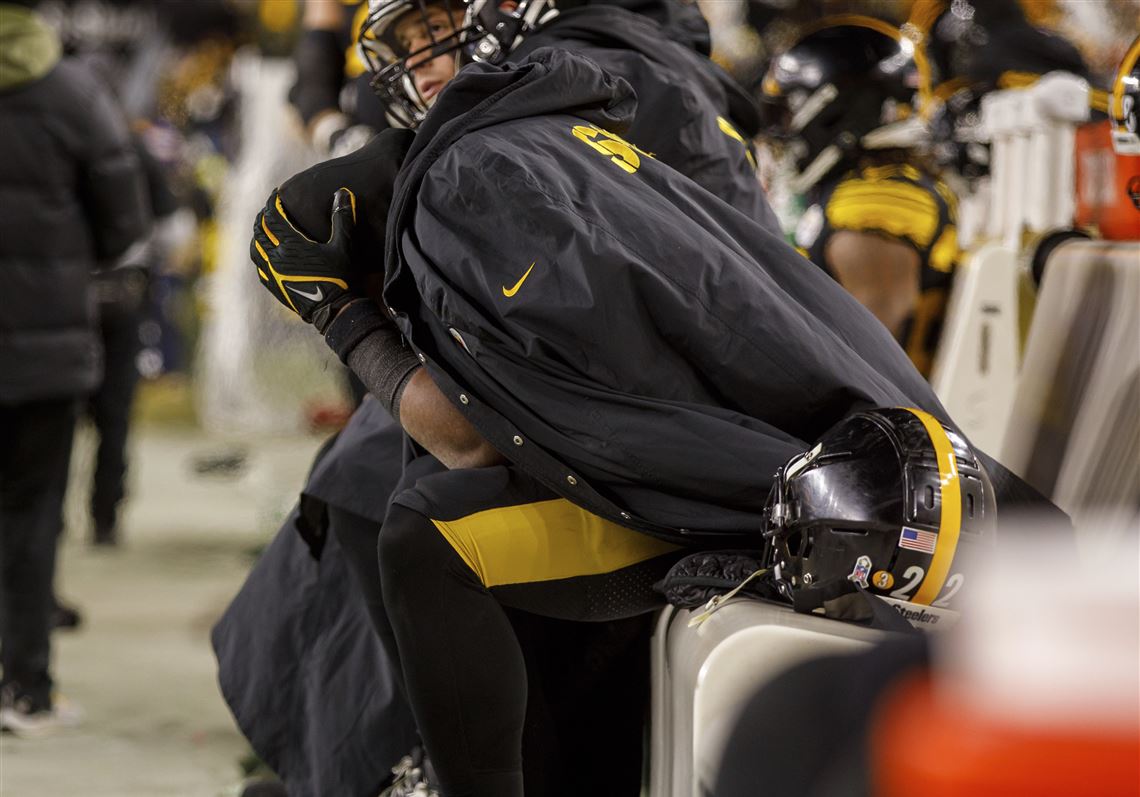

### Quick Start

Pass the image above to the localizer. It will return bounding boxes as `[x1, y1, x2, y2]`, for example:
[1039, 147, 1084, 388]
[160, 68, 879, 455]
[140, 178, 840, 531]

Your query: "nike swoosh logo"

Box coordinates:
[287, 284, 323, 302]
[502, 262, 536, 298]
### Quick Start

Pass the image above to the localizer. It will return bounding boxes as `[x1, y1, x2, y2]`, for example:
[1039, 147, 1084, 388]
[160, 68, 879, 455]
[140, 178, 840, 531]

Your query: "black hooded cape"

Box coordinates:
[382, 48, 965, 544]
[512, 4, 779, 233]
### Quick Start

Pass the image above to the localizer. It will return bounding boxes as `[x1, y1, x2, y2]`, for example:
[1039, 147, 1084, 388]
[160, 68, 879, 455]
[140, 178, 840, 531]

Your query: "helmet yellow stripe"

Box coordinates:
[1112, 36, 1140, 122]
[905, 408, 962, 605]
[997, 70, 1041, 90]
[803, 15, 933, 114]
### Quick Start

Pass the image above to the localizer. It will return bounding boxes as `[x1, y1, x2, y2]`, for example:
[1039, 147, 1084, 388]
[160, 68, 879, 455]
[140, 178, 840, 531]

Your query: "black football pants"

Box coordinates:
[0, 398, 77, 708]
[378, 459, 683, 797]
[329, 484, 662, 796]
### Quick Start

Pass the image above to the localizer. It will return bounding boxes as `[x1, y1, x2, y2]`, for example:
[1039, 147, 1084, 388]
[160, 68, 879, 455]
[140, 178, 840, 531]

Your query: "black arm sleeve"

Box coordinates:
[289, 28, 346, 125]
[324, 301, 422, 421]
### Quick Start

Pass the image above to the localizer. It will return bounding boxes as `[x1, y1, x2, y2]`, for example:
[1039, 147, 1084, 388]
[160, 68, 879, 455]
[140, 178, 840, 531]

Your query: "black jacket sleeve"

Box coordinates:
[78, 80, 151, 262]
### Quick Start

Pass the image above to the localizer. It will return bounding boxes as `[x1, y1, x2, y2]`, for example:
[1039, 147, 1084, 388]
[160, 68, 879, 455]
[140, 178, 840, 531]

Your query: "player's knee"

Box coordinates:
[377, 504, 448, 599]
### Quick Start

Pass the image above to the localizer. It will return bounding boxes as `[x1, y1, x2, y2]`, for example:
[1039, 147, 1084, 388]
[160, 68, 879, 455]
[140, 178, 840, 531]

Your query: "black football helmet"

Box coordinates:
[1110, 35, 1140, 156]
[357, 0, 559, 127]
[756, 15, 933, 193]
[919, 0, 1089, 182]
[357, 0, 473, 128]
[762, 407, 994, 624]
[463, 0, 561, 64]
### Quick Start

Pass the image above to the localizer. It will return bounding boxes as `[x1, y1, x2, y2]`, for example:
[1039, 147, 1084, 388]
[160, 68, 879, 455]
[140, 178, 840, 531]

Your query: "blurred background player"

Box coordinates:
[0, 0, 150, 734]
[86, 131, 179, 547]
[918, 0, 1088, 187]
[915, 0, 1089, 249]
[68, 52, 183, 547]
[289, 0, 390, 156]
[756, 15, 957, 378]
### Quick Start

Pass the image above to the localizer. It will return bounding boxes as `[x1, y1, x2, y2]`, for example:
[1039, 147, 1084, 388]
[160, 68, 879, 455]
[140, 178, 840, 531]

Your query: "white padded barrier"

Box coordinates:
[930, 241, 1022, 455]
[649, 602, 887, 797]
[1026, 72, 1090, 232]
[1000, 240, 1140, 552]
[933, 71, 1092, 454]
[980, 72, 1090, 246]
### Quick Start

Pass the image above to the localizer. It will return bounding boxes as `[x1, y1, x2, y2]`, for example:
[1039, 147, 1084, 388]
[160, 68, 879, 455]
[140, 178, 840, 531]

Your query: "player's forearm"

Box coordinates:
[397, 369, 507, 469]
[327, 303, 503, 469]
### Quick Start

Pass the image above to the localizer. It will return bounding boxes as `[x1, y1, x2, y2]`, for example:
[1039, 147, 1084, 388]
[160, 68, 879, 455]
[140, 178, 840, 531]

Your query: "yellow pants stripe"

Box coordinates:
[907, 408, 963, 605]
[431, 499, 679, 588]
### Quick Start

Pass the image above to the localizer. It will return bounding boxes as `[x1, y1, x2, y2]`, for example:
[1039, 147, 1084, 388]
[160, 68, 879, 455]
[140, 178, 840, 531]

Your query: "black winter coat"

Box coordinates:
[0, 59, 150, 401]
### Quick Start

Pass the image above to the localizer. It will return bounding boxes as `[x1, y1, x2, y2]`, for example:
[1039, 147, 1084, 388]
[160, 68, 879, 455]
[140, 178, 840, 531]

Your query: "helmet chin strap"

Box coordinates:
[791, 577, 918, 634]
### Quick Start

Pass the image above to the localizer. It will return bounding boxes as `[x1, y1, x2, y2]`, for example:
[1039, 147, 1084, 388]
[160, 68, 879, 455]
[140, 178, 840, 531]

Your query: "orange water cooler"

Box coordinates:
[1075, 119, 1140, 240]
[870, 530, 1140, 797]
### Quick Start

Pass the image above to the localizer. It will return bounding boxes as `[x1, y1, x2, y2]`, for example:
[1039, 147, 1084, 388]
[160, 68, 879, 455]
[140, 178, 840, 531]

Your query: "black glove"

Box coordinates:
[277, 127, 415, 272]
[251, 186, 359, 332]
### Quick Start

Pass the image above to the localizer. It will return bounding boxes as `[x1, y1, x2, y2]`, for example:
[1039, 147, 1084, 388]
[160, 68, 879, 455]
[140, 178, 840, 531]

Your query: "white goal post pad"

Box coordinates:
[649, 602, 889, 797]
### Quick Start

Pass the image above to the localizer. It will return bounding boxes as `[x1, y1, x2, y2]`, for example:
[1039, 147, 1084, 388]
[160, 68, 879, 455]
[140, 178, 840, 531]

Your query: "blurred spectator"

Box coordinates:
[757, 17, 957, 378]
[87, 130, 180, 546]
[0, 0, 149, 733]
[289, 0, 388, 157]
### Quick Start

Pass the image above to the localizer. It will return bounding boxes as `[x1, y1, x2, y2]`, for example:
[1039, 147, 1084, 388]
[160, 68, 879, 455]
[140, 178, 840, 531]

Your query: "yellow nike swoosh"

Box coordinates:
[502, 262, 536, 297]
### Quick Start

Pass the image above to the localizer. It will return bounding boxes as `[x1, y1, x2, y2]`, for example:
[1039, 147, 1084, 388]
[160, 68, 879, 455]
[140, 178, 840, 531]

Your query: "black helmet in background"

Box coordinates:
[916, 0, 1089, 182]
[756, 15, 933, 194]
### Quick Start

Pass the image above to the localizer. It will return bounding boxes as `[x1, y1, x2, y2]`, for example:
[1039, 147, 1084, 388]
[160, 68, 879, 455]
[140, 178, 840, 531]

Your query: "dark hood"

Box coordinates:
[518, 5, 761, 136]
[403, 46, 636, 167]
[590, 0, 711, 56]
[0, 4, 61, 91]
[389, 47, 636, 311]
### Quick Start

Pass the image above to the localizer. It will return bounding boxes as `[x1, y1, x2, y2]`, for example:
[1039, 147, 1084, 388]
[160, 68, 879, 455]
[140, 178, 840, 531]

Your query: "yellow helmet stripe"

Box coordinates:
[1112, 36, 1140, 122]
[905, 407, 962, 605]
[802, 15, 933, 114]
[906, 0, 945, 35]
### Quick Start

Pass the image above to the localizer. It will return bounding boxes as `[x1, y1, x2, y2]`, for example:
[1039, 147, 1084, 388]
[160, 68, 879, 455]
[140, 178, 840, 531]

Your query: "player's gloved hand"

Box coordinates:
[251, 186, 359, 333]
